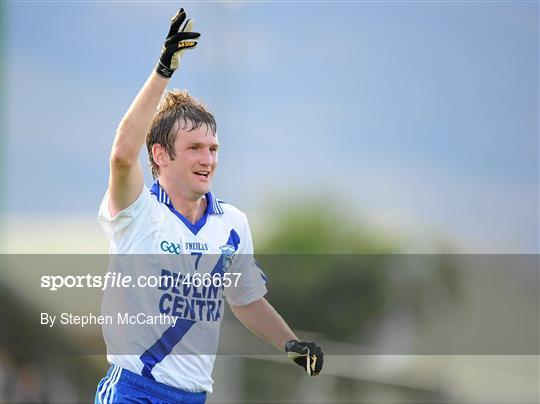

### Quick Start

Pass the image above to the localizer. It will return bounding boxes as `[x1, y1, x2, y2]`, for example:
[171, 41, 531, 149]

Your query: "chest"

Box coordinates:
[134, 205, 239, 258]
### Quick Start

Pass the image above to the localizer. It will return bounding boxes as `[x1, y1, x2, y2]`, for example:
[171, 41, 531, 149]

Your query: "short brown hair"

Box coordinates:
[146, 89, 217, 179]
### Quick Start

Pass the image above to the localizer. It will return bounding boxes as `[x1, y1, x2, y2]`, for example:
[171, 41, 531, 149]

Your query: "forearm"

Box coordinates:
[111, 72, 169, 164]
[230, 297, 297, 352]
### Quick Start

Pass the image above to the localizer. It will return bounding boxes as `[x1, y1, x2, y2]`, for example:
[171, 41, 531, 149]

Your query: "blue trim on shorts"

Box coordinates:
[95, 365, 206, 404]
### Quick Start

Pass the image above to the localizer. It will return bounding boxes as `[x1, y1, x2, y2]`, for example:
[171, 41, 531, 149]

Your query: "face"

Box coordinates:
[154, 121, 219, 200]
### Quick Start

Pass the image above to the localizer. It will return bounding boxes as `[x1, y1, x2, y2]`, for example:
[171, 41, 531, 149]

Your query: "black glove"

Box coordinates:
[156, 8, 201, 78]
[285, 340, 324, 376]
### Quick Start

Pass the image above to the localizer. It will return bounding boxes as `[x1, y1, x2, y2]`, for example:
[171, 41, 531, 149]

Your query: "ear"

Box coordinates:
[152, 144, 168, 170]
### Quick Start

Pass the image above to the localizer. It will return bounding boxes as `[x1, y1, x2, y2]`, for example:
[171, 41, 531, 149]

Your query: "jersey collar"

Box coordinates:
[150, 180, 223, 236]
[150, 180, 224, 215]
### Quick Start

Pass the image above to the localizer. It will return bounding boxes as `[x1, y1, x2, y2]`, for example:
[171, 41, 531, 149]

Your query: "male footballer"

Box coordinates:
[95, 7, 323, 404]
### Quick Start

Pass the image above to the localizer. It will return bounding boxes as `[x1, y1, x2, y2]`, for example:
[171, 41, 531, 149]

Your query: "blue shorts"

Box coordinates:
[95, 365, 207, 404]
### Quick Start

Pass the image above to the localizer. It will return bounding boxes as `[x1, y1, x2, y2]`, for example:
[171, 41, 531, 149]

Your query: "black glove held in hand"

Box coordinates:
[156, 8, 200, 78]
[285, 340, 324, 376]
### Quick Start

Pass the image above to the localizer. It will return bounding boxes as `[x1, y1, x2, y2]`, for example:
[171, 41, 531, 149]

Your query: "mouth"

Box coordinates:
[193, 171, 210, 180]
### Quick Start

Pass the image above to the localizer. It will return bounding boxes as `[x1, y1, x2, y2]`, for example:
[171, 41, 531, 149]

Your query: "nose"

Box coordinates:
[199, 148, 213, 166]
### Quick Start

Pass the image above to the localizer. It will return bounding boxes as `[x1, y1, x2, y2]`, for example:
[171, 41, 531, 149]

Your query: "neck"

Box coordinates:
[158, 179, 207, 224]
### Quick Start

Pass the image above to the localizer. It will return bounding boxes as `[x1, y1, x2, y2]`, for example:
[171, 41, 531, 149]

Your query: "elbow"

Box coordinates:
[110, 118, 145, 167]
[110, 143, 139, 168]
[110, 127, 143, 168]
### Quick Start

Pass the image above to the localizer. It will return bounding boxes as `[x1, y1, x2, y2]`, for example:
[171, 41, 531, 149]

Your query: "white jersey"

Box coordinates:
[98, 181, 267, 393]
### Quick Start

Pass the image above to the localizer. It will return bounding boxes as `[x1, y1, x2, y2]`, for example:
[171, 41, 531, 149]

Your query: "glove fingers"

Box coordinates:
[176, 41, 198, 51]
[312, 349, 323, 375]
[301, 342, 323, 376]
[181, 18, 194, 33]
[167, 9, 186, 38]
[165, 31, 201, 46]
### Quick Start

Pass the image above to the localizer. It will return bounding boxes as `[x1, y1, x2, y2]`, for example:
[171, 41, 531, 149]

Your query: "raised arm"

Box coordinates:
[108, 9, 200, 216]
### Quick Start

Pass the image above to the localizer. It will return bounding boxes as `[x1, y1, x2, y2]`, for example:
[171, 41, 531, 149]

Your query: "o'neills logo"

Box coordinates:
[184, 242, 208, 251]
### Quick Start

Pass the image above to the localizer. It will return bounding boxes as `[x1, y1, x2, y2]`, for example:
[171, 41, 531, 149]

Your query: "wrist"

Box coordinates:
[155, 61, 175, 78]
[284, 339, 299, 352]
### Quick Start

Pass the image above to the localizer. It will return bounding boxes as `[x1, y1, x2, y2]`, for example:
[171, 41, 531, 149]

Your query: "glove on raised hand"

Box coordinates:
[156, 8, 200, 78]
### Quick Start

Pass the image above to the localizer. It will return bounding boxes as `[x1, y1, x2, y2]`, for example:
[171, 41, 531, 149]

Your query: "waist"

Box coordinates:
[106, 365, 207, 402]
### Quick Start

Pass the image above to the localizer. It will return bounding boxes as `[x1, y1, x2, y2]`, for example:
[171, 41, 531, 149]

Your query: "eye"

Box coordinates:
[189, 145, 199, 151]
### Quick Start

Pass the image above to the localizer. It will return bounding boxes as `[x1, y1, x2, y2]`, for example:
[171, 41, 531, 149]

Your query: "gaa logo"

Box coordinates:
[160, 240, 181, 255]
